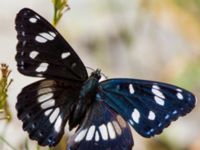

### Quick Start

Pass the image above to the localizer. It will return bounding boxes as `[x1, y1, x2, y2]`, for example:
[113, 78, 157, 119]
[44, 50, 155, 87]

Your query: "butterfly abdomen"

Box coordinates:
[69, 70, 101, 129]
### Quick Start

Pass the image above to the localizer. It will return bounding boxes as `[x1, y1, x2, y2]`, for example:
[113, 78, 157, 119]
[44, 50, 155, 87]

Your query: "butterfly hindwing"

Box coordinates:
[68, 101, 133, 150]
[15, 8, 88, 81]
[97, 79, 196, 137]
[16, 79, 81, 146]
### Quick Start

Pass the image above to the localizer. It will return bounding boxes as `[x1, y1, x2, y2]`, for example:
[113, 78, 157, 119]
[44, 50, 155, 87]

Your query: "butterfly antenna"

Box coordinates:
[100, 72, 108, 80]
[86, 66, 95, 72]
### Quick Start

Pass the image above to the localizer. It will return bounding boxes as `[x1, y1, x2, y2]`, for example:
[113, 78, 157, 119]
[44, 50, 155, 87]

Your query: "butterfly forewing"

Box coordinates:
[68, 101, 133, 150]
[97, 79, 196, 137]
[15, 8, 88, 81]
[16, 79, 81, 146]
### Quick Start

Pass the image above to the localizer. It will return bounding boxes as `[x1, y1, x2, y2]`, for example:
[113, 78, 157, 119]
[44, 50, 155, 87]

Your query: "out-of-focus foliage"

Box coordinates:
[172, 60, 200, 90]
[0, 64, 12, 122]
[52, 0, 70, 26]
[0, 135, 17, 150]
[148, 137, 178, 150]
[175, 0, 200, 17]
[0, 64, 15, 149]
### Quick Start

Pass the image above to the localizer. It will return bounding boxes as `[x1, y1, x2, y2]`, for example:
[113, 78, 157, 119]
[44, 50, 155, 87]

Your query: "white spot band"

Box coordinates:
[36, 62, 49, 72]
[132, 109, 140, 123]
[148, 111, 156, 120]
[99, 124, 108, 140]
[29, 51, 39, 59]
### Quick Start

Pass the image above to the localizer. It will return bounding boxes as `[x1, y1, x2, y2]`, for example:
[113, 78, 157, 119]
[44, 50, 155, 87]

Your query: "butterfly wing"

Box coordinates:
[15, 8, 88, 81]
[67, 101, 133, 150]
[16, 79, 81, 146]
[97, 79, 196, 137]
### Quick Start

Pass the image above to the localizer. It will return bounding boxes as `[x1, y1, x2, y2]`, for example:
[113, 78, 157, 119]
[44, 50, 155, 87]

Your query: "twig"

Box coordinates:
[0, 135, 17, 150]
[52, 0, 70, 26]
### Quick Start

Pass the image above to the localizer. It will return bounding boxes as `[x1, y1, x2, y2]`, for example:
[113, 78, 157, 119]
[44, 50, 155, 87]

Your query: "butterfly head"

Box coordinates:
[90, 69, 101, 81]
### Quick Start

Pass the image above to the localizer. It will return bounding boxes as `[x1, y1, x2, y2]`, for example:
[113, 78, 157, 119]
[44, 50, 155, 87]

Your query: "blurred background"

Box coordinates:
[0, 0, 199, 149]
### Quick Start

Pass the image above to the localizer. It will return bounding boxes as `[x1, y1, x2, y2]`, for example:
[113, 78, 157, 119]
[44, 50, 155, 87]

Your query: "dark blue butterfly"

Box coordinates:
[15, 8, 196, 150]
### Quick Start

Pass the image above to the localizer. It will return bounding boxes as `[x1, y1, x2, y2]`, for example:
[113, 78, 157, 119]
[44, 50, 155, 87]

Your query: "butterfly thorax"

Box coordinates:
[79, 69, 101, 98]
[69, 69, 101, 129]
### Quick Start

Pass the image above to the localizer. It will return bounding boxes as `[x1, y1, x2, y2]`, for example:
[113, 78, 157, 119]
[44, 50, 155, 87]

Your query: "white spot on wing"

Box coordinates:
[22, 41, 26, 46]
[86, 125, 96, 141]
[152, 88, 165, 99]
[40, 32, 55, 41]
[35, 35, 47, 43]
[177, 92, 184, 100]
[44, 109, 53, 116]
[154, 96, 165, 106]
[150, 128, 154, 133]
[35, 15, 40, 19]
[36, 63, 49, 72]
[112, 121, 122, 135]
[38, 88, 52, 95]
[49, 31, 56, 37]
[99, 124, 108, 140]
[71, 63, 76, 68]
[165, 114, 170, 120]
[31, 123, 36, 129]
[116, 85, 120, 90]
[74, 128, 88, 142]
[38, 93, 53, 103]
[153, 84, 160, 90]
[35, 31, 56, 43]
[19, 61, 24, 69]
[148, 111, 156, 120]
[176, 88, 182, 92]
[95, 131, 100, 142]
[41, 99, 55, 109]
[128, 119, 134, 126]
[37, 74, 43, 77]
[30, 51, 39, 59]
[20, 51, 24, 56]
[22, 31, 25, 36]
[55, 116, 62, 132]
[107, 122, 116, 139]
[132, 109, 140, 123]
[61, 52, 70, 59]
[158, 123, 162, 127]
[172, 110, 178, 115]
[29, 17, 37, 23]
[26, 114, 31, 119]
[129, 84, 135, 94]
[116, 115, 126, 128]
[49, 108, 60, 123]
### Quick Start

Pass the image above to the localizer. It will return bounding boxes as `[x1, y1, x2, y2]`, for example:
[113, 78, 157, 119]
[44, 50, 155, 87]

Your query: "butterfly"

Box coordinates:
[15, 8, 196, 150]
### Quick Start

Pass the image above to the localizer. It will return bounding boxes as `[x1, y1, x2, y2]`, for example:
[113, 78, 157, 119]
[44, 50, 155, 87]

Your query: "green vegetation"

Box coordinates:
[0, 64, 12, 121]
[52, 0, 69, 26]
